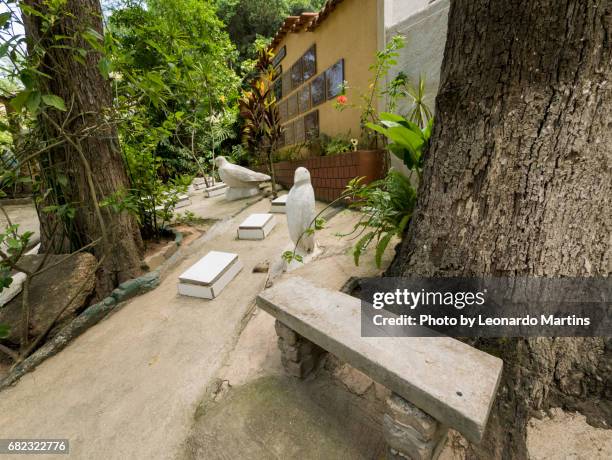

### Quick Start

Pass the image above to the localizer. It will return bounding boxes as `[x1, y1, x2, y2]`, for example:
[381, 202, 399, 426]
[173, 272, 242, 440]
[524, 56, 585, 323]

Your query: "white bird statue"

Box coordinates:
[286, 167, 316, 253]
[213, 156, 271, 200]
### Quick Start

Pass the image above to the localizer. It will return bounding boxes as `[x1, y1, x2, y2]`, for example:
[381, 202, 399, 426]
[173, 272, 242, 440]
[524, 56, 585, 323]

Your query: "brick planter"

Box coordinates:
[271, 150, 385, 202]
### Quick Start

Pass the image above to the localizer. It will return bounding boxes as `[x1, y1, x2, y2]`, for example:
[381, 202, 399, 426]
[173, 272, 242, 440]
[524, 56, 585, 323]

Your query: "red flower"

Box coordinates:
[336, 95, 347, 104]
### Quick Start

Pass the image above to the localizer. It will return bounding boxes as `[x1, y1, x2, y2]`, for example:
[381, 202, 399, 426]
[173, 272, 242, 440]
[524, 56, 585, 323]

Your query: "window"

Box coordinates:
[282, 72, 292, 97]
[287, 94, 298, 119]
[273, 78, 282, 102]
[302, 45, 316, 82]
[325, 59, 345, 99]
[273, 45, 286, 67]
[290, 61, 303, 90]
[311, 73, 326, 107]
[278, 100, 288, 123]
[304, 110, 319, 140]
[298, 85, 311, 113]
[295, 117, 305, 144]
[284, 121, 295, 145]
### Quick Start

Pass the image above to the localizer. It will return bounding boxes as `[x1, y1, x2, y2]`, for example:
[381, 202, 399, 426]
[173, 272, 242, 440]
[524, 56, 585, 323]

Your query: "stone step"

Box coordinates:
[237, 213, 277, 240]
[178, 251, 242, 299]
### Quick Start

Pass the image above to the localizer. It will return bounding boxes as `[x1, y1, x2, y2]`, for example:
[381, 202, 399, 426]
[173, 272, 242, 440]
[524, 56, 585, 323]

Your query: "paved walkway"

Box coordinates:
[0, 192, 386, 460]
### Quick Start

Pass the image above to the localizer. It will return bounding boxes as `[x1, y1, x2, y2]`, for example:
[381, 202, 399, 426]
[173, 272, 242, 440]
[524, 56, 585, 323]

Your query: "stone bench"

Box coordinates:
[256, 277, 503, 460]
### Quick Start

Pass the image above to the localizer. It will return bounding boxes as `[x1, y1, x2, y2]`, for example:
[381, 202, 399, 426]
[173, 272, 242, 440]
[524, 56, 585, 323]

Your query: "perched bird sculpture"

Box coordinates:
[214, 156, 270, 200]
[286, 167, 316, 253]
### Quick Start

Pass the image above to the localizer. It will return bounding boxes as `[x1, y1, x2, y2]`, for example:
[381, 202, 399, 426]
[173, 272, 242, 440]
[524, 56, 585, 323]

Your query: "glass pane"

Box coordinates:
[302, 45, 316, 82]
[287, 94, 298, 119]
[291, 61, 302, 90]
[298, 85, 311, 113]
[304, 110, 319, 140]
[284, 122, 295, 146]
[282, 72, 291, 96]
[274, 78, 282, 102]
[311, 73, 326, 106]
[295, 117, 305, 144]
[325, 59, 345, 99]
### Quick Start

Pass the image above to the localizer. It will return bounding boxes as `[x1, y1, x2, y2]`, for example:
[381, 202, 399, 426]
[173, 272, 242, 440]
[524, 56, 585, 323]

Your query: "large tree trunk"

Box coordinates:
[22, 0, 143, 296]
[389, 0, 611, 457]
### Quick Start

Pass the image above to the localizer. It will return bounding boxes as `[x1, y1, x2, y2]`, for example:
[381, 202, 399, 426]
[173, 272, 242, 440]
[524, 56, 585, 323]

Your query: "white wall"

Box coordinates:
[384, 0, 450, 114]
[383, 0, 450, 176]
[384, 0, 437, 28]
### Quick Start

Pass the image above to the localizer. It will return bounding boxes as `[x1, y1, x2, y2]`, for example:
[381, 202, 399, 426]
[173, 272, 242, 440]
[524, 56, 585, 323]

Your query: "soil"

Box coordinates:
[142, 233, 176, 259]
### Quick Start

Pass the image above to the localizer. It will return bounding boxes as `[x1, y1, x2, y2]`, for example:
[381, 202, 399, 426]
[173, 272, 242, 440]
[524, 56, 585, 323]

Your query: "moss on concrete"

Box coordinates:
[182, 375, 385, 460]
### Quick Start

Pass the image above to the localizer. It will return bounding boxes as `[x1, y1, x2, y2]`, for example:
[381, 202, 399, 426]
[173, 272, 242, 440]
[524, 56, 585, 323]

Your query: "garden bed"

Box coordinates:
[272, 150, 386, 202]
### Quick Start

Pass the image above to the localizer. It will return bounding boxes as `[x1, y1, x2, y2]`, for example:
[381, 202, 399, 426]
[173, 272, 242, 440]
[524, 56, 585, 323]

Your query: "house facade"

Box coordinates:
[270, 0, 450, 150]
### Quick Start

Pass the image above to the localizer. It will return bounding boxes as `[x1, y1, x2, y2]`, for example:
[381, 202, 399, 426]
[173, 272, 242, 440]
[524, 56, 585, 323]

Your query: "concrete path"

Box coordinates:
[0, 194, 301, 459]
[0, 201, 40, 249]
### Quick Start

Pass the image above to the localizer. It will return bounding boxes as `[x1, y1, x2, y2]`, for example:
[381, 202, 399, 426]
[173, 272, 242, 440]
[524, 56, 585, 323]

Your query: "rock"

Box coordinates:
[333, 363, 374, 396]
[0, 253, 97, 346]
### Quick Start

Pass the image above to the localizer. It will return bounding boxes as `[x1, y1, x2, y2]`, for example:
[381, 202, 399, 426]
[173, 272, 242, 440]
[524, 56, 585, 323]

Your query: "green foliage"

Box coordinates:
[366, 112, 433, 175]
[386, 73, 433, 127]
[0, 223, 33, 296]
[342, 172, 416, 267]
[307, 133, 354, 156]
[104, 0, 241, 236]
[216, 0, 326, 63]
[239, 48, 282, 188]
[334, 35, 406, 148]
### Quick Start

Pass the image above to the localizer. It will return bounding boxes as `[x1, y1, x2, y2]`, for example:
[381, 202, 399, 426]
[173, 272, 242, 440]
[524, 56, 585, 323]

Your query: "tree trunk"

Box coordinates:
[22, 0, 143, 296]
[389, 0, 611, 457]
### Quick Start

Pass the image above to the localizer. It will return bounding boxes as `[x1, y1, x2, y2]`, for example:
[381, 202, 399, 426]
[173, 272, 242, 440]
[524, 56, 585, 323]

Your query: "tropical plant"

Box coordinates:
[343, 171, 416, 267]
[334, 35, 406, 148]
[366, 112, 434, 180]
[385, 72, 433, 128]
[239, 47, 282, 194]
[306, 133, 353, 156]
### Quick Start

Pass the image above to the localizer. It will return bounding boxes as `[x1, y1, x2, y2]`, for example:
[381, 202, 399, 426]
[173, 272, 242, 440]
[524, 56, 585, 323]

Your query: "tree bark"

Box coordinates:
[389, 0, 611, 457]
[22, 0, 143, 296]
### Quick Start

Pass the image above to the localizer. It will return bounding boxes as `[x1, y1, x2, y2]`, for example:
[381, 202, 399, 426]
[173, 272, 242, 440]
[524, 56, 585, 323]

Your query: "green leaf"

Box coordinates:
[42, 94, 67, 111]
[353, 232, 374, 266]
[10, 90, 30, 111]
[26, 91, 41, 113]
[98, 57, 111, 79]
[0, 12, 11, 29]
[379, 112, 405, 122]
[375, 233, 394, 268]
[0, 42, 9, 58]
[423, 117, 434, 140]
[365, 122, 389, 137]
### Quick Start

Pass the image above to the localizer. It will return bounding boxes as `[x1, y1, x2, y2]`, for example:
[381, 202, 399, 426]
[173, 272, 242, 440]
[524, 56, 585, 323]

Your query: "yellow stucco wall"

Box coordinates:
[274, 0, 380, 147]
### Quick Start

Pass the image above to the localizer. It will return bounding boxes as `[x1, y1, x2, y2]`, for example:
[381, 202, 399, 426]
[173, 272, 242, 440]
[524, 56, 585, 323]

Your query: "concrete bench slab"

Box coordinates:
[270, 194, 288, 213]
[238, 213, 276, 240]
[178, 251, 242, 299]
[256, 276, 503, 444]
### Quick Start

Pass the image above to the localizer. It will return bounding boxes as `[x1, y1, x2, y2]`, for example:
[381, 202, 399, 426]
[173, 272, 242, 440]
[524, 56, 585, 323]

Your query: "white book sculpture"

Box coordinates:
[270, 194, 288, 214]
[238, 213, 277, 240]
[178, 251, 243, 299]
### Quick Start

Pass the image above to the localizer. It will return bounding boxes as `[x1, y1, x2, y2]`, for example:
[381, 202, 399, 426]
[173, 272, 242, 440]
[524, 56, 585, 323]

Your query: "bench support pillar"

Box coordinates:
[275, 320, 324, 379]
[384, 393, 448, 460]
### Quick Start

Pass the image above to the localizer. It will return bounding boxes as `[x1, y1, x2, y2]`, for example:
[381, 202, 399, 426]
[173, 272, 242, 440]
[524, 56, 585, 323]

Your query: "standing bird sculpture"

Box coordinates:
[286, 167, 316, 253]
[214, 156, 270, 200]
